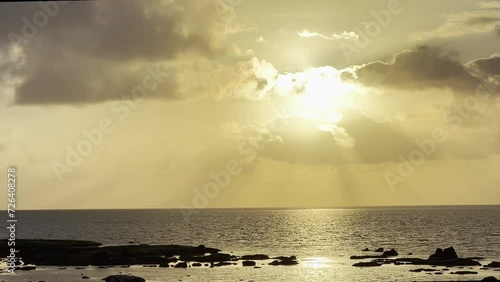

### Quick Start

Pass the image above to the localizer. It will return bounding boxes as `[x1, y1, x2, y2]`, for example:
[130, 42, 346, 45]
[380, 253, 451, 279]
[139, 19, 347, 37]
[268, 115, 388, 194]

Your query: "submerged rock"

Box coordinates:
[353, 261, 382, 267]
[241, 254, 269, 260]
[174, 262, 188, 268]
[269, 256, 298, 266]
[485, 262, 500, 268]
[451, 270, 478, 275]
[242, 261, 256, 267]
[15, 266, 36, 271]
[102, 275, 145, 282]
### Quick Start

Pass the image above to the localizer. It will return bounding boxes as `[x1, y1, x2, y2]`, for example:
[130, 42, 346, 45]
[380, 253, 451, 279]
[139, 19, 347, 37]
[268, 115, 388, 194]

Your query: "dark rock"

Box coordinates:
[409, 268, 438, 272]
[191, 263, 202, 267]
[374, 248, 384, 252]
[242, 261, 256, 267]
[82, 276, 90, 279]
[269, 256, 298, 266]
[451, 270, 478, 275]
[482, 277, 498, 281]
[213, 261, 232, 267]
[486, 262, 500, 268]
[174, 262, 188, 268]
[382, 249, 398, 257]
[241, 254, 269, 260]
[429, 247, 458, 260]
[353, 261, 382, 267]
[15, 266, 36, 271]
[362, 248, 370, 252]
[102, 275, 146, 282]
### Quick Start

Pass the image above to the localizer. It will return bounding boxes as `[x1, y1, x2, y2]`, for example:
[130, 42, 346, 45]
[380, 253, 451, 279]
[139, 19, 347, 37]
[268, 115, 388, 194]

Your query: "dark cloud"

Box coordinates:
[0, 0, 228, 104]
[343, 46, 491, 94]
[466, 16, 500, 25]
[467, 54, 500, 77]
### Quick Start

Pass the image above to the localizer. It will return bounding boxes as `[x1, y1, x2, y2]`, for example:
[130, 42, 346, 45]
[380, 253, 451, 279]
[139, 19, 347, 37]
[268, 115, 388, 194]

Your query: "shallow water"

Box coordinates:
[1, 206, 499, 281]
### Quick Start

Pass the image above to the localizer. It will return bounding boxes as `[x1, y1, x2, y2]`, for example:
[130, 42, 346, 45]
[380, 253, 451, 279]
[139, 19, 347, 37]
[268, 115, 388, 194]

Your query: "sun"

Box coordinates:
[280, 66, 359, 121]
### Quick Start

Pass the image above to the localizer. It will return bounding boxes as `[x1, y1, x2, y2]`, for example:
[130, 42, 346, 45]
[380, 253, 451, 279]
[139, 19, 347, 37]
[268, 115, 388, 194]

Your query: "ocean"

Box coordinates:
[1, 206, 499, 281]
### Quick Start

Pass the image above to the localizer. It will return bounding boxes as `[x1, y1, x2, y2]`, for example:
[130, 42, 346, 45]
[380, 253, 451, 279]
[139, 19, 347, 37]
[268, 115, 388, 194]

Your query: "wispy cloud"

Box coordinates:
[297, 29, 359, 40]
[413, 1, 500, 41]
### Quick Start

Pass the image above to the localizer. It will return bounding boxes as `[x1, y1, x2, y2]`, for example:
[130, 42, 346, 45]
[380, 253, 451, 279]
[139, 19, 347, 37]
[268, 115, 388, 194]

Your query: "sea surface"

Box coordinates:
[1, 206, 500, 281]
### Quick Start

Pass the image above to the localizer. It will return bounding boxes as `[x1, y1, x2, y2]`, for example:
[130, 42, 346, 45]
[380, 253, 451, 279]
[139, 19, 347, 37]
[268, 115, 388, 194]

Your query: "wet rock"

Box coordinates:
[351, 249, 398, 260]
[213, 261, 232, 267]
[353, 261, 382, 267]
[409, 268, 438, 272]
[382, 249, 398, 257]
[15, 266, 36, 271]
[241, 254, 269, 260]
[269, 256, 298, 266]
[102, 275, 146, 282]
[242, 261, 256, 267]
[485, 262, 500, 268]
[174, 262, 188, 268]
[429, 247, 458, 260]
[451, 270, 478, 275]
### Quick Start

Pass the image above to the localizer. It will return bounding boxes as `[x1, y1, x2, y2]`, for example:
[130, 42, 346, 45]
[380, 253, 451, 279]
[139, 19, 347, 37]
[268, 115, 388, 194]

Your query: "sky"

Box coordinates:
[0, 0, 500, 209]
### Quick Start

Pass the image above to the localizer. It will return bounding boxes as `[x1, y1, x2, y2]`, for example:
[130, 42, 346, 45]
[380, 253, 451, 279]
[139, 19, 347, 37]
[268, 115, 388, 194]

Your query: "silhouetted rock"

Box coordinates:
[350, 249, 398, 260]
[382, 249, 398, 257]
[482, 277, 498, 281]
[82, 276, 90, 279]
[213, 261, 232, 267]
[362, 248, 370, 252]
[451, 270, 478, 275]
[429, 247, 458, 260]
[102, 275, 145, 282]
[191, 262, 202, 267]
[15, 266, 36, 271]
[241, 254, 269, 260]
[174, 262, 188, 268]
[485, 262, 500, 268]
[409, 268, 439, 272]
[374, 248, 384, 252]
[353, 261, 382, 267]
[242, 261, 256, 266]
[269, 256, 298, 266]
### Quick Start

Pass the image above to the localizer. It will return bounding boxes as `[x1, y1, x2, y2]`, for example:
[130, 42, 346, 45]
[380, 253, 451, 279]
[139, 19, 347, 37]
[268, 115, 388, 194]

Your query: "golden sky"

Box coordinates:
[1, 0, 500, 209]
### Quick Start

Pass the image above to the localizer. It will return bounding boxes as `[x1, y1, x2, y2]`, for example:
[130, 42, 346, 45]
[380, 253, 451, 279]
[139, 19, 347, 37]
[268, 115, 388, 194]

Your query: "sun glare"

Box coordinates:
[278, 67, 359, 122]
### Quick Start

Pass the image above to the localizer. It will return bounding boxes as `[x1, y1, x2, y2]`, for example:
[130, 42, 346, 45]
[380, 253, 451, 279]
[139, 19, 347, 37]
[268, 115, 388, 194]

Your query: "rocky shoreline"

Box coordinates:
[0, 239, 298, 269]
[1, 240, 498, 282]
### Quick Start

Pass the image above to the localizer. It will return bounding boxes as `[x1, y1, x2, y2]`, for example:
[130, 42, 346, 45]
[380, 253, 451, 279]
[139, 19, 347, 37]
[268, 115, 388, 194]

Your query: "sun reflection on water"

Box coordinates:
[302, 257, 334, 268]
